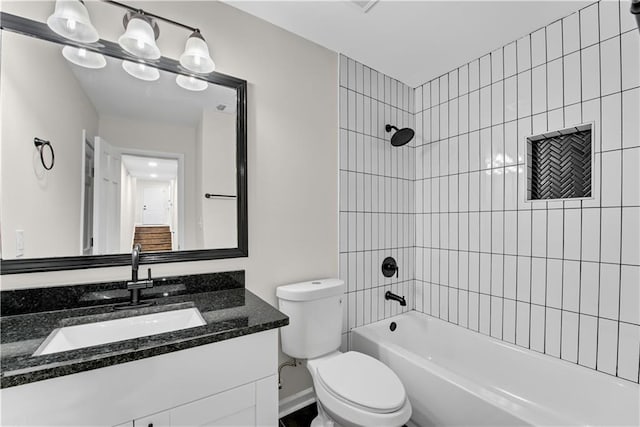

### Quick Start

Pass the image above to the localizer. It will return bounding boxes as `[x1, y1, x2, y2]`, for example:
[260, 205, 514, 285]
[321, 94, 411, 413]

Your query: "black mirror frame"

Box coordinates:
[0, 12, 248, 274]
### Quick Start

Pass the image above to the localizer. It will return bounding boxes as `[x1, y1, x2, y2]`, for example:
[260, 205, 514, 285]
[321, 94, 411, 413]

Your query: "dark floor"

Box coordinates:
[279, 402, 410, 427]
[279, 403, 318, 427]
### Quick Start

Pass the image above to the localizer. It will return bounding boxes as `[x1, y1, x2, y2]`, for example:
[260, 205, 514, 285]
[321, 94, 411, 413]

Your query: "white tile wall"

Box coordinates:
[413, 0, 640, 383]
[339, 1, 638, 383]
[339, 55, 415, 348]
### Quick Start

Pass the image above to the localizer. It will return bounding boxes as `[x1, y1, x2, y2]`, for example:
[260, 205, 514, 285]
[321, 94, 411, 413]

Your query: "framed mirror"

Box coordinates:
[0, 12, 248, 274]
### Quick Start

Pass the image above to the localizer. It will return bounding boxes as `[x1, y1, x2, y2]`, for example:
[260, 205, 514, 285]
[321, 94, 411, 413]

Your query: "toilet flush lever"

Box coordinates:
[382, 257, 399, 278]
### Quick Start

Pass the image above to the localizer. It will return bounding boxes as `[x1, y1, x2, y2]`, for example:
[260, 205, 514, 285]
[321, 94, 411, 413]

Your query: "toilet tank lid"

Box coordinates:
[276, 278, 345, 301]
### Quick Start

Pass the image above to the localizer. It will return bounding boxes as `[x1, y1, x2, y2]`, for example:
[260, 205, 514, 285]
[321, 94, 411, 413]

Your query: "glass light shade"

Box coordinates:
[47, 0, 99, 43]
[118, 16, 161, 60]
[179, 33, 215, 74]
[176, 75, 208, 91]
[122, 60, 159, 81]
[62, 46, 106, 69]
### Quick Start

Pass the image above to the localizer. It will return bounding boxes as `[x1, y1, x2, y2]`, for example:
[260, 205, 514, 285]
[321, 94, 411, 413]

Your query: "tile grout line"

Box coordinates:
[614, 0, 623, 379]
[594, 1, 603, 373]
[543, 24, 549, 357]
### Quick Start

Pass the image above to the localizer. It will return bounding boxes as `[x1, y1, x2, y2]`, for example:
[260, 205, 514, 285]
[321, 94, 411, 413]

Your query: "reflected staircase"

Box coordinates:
[132, 225, 172, 252]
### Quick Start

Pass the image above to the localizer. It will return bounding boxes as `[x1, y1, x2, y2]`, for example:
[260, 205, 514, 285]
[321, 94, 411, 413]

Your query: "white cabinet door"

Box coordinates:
[170, 383, 255, 427]
[255, 375, 278, 426]
[206, 407, 255, 426]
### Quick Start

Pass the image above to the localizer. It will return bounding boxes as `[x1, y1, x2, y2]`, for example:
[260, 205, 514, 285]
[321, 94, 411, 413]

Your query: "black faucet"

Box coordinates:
[115, 244, 154, 309]
[385, 291, 406, 306]
[131, 243, 142, 282]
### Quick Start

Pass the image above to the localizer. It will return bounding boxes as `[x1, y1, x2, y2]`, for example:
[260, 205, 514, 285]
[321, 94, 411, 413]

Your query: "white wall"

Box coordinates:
[0, 0, 339, 399]
[0, 31, 99, 258]
[413, 0, 639, 383]
[120, 170, 137, 252]
[195, 118, 205, 250]
[199, 109, 237, 249]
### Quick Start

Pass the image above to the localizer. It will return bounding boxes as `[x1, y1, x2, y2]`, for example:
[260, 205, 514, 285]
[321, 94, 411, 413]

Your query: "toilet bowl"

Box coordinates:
[276, 279, 412, 427]
[306, 351, 412, 427]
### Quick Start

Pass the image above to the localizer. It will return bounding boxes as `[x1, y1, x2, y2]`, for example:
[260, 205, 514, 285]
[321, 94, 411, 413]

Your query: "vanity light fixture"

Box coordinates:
[47, 0, 99, 43]
[118, 12, 161, 60]
[179, 30, 215, 74]
[148, 161, 158, 167]
[176, 75, 208, 92]
[47, 0, 217, 80]
[122, 60, 160, 81]
[61, 46, 106, 69]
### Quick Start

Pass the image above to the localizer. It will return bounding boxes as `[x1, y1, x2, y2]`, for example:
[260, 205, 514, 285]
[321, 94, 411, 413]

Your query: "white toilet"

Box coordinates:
[277, 279, 412, 427]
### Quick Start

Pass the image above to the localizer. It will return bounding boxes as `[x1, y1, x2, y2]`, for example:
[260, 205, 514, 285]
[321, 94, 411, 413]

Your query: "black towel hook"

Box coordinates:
[34, 137, 55, 170]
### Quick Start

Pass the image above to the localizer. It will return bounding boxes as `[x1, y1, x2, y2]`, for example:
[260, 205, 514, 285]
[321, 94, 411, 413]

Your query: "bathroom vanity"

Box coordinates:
[0, 5, 288, 425]
[0, 272, 288, 426]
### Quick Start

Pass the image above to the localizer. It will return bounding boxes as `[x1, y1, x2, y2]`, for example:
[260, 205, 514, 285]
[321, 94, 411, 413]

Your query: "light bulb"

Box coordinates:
[179, 31, 215, 74]
[61, 45, 106, 69]
[118, 14, 161, 59]
[47, 0, 99, 43]
[175, 74, 207, 91]
[122, 60, 159, 81]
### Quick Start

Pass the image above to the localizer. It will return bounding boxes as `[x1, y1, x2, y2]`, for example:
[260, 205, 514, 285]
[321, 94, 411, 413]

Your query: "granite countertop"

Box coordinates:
[0, 272, 289, 388]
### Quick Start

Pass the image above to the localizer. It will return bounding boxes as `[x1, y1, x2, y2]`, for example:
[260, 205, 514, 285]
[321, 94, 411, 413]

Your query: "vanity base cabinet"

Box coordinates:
[133, 375, 278, 427]
[0, 330, 278, 427]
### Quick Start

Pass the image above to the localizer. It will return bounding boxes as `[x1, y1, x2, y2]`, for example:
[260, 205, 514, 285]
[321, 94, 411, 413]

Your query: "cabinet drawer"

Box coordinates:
[170, 383, 255, 426]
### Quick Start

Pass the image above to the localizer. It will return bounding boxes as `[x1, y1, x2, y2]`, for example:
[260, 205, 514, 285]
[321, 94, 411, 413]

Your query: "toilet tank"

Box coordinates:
[276, 279, 345, 359]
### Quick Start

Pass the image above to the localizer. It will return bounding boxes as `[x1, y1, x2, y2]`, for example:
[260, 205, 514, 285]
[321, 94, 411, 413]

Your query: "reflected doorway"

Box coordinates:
[120, 154, 181, 253]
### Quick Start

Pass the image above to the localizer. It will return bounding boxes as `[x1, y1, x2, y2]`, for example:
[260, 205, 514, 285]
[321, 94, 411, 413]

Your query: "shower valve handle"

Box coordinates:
[382, 257, 399, 278]
[385, 263, 398, 278]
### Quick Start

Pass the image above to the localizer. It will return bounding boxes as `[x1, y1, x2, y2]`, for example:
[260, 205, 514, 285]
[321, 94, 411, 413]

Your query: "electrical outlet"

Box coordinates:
[16, 229, 24, 258]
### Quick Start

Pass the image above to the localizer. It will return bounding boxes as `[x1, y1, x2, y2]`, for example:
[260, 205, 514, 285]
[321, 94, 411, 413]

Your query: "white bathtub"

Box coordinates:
[351, 311, 639, 427]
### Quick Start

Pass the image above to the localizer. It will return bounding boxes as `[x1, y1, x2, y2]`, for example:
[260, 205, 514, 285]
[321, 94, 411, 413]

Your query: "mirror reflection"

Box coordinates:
[0, 29, 239, 260]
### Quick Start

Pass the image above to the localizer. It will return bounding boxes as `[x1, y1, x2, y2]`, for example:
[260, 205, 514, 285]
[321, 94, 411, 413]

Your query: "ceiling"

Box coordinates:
[121, 155, 178, 181]
[68, 54, 237, 127]
[223, 0, 591, 87]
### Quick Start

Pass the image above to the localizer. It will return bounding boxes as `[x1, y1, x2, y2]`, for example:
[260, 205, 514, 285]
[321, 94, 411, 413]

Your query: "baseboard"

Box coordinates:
[278, 387, 316, 418]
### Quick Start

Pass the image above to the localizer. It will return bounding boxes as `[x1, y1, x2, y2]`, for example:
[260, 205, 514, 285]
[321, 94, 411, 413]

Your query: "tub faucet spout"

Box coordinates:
[385, 291, 406, 306]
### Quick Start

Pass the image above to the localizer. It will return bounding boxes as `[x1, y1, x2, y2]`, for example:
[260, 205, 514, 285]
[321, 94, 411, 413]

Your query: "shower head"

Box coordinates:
[632, 0, 640, 33]
[385, 124, 415, 146]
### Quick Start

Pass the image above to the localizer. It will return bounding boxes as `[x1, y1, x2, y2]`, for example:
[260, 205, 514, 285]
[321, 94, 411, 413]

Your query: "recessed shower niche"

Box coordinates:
[525, 123, 594, 201]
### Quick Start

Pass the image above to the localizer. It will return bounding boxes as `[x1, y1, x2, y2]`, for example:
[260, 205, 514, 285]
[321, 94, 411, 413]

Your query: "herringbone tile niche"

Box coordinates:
[526, 124, 593, 201]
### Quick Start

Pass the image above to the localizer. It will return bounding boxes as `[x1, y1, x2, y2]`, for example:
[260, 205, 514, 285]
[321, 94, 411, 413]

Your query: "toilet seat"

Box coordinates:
[309, 352, 412, 427]
[316, 352, 406, 413]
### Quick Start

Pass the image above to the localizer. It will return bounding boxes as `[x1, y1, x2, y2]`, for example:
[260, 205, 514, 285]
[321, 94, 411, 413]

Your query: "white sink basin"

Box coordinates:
[34, 307, 206, 356]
